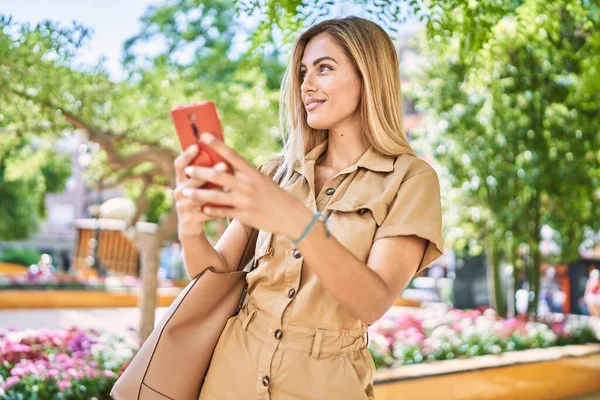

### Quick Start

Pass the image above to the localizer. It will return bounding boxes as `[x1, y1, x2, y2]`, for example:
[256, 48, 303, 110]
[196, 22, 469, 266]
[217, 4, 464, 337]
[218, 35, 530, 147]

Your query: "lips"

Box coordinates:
[305, 100, 325, 112]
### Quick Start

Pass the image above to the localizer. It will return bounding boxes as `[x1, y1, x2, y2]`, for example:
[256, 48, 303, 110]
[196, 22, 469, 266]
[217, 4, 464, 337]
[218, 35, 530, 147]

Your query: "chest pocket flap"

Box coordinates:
[326, 198, 386, 226]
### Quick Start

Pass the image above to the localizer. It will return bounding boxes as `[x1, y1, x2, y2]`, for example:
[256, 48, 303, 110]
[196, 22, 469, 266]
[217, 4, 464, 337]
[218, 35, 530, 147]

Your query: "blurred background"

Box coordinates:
[0, 0, 599, 399]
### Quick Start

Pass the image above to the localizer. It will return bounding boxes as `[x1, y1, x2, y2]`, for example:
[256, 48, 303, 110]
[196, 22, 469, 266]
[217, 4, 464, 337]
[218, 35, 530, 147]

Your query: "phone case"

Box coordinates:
[171, 102, 232, 208]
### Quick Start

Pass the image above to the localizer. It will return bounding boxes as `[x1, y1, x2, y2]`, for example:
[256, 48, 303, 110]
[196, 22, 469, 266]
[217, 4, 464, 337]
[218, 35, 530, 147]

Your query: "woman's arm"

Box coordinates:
[180, 219, 250, 278]
[282, 205, 427, 325]
[182, 133, 438, 325]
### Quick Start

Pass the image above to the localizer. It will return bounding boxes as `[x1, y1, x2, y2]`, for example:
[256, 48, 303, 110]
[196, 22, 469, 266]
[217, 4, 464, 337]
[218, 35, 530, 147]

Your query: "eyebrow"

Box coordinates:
[300, 56, 339, 68]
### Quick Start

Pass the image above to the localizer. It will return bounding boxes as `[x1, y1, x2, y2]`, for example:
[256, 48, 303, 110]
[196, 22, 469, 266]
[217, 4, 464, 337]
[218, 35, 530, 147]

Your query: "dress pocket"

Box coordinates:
[341, 353, 370, 400]
[327, 198, 386, 225]
[274, 350, 368, 400]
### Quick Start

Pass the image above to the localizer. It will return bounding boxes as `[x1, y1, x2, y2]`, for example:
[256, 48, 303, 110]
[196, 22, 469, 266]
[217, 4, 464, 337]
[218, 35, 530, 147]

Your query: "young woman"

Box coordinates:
[172, 16, 443, 400]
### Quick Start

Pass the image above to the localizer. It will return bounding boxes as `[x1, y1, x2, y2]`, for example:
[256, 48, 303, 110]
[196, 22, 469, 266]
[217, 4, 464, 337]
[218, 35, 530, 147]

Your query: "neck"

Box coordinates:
[318, 118, 367, 170]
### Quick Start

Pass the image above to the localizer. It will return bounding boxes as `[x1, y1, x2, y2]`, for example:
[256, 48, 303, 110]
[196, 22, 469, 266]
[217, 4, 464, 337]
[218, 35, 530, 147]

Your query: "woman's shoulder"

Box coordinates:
[390, 153, 439, 182]
[257, 155, 284, 176]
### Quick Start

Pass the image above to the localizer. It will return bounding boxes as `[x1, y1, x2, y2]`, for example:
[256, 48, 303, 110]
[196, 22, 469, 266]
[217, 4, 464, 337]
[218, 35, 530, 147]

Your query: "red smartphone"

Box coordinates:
[170, 101, 232, 191]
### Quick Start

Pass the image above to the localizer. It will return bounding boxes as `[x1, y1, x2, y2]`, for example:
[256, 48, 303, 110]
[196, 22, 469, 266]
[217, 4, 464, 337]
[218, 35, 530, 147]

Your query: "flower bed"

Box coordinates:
[367, 307, 599, 369]
[0, 273, 176, 292]
[0, 328, 139, 399]
[2, 308, 598, 398]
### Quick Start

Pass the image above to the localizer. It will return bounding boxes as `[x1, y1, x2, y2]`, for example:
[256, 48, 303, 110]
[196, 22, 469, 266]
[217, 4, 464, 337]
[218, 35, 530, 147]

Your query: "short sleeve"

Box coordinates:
[374, 169, 444, 274]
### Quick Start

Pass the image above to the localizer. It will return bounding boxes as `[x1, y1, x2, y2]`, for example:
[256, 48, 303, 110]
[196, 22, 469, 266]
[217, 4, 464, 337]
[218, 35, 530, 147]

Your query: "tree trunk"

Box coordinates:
[510, 259, 519, 317]
[527, 198, 542, 318]
[137, 230, 161, 341]
[530, 244, 542, 318]
[489, 239, 506, 317]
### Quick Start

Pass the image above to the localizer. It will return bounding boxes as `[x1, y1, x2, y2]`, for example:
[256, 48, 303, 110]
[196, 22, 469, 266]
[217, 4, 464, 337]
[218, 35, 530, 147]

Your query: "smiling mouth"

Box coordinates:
[306, 100, 325, 112]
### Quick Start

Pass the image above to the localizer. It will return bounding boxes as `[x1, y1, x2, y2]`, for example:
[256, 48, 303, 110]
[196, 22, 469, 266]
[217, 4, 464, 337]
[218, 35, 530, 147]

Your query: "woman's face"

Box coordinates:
[300, 33, 362, 130]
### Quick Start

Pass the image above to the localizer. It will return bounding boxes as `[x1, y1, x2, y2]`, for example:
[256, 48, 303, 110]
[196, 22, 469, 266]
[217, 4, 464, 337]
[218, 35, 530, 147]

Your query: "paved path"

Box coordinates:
[2, 305, 599, 337]
[1, 307, 599, 399]
[0, 308, 170, 334]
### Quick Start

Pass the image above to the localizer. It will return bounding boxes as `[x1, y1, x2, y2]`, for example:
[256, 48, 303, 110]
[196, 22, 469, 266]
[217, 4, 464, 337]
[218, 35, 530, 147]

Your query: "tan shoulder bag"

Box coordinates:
[111, 159, 285, 400]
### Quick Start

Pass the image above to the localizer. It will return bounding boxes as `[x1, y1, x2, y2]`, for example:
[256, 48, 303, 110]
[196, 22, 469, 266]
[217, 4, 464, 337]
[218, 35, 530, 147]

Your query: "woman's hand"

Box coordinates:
[172, 144, 227, 237]
[181, 133, 313, 239]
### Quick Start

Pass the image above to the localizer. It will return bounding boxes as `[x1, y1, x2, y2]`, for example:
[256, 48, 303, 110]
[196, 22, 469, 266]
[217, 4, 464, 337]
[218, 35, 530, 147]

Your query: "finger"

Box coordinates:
[173, 180, 208, 201]
[203, 205, 239, 220]
[183, 162, 241, 191]
[184, 178, 208, 188]
[200, 133, 256, 176]
[181, 187, 240, 207]
[175, 197, 203, 212]
[174, 144, 199, 183]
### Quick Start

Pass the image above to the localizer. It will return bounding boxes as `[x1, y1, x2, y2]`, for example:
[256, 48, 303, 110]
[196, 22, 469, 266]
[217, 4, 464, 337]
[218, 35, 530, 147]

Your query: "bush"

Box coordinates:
[367, 308, 600, 369]
[0, 248, 41, 266]
[0, 327, 139, 399]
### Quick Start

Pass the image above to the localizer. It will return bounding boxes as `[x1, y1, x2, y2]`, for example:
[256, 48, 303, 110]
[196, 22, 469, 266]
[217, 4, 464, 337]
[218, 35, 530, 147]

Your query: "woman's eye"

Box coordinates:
[300, 65, 332, 79]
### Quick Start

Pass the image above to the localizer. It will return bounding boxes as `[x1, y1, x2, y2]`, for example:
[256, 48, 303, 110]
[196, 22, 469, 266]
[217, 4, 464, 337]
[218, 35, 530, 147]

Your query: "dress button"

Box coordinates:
[288, 288, 296, 298]
[274, 329, 283, 340]
[358, 208, 368, 215]
[292, 249, 302, 259]
[325, 187, 335, 196]
[262, 376, 270, 387]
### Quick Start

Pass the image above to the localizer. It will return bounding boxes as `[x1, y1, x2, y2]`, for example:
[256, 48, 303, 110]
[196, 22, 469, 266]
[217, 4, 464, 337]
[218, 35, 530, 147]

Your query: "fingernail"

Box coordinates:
[182, 188, 193, 197]
[184, 166, 193, 175]
[200, 133, 214, 142]
[215, 163, 227, 171]
[188, 144, 198, 153]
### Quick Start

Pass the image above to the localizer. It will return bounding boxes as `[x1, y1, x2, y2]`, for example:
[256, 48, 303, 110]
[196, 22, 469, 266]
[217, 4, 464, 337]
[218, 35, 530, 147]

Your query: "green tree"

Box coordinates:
[0, 0, 282, 338]
[0, 133, 71, 240]
[413, 0, 600, 316]
[242, 0, 600, 316]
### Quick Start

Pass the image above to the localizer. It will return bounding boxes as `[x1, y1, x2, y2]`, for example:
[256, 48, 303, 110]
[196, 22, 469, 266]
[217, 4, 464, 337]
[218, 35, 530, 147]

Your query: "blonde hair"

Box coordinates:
[275, 16, 415, 183]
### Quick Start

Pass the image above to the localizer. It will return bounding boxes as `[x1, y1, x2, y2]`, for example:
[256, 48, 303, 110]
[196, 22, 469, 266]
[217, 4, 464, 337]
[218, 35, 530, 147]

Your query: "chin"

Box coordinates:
[306, 116, 333, 130]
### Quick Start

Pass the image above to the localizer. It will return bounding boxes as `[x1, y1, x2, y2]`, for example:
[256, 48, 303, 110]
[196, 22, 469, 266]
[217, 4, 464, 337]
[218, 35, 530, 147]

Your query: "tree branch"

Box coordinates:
[128, 177, 152, 229]
[9, 87, 178, 188]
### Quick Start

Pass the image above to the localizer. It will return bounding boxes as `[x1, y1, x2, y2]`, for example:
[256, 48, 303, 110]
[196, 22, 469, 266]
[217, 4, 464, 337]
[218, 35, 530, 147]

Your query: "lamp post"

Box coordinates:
[88, 203, 106, 277]
[78, 140, 105, 277]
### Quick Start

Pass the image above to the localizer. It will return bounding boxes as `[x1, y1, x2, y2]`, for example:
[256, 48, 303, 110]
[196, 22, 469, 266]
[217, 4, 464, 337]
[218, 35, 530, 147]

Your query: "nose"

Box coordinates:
[300, 73, 317, 94]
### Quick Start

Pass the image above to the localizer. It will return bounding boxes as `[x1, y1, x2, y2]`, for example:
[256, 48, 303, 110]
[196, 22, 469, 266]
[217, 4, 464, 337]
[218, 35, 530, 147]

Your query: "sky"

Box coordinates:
[0, 0, 164, 80]
[0, 1, 420, 80]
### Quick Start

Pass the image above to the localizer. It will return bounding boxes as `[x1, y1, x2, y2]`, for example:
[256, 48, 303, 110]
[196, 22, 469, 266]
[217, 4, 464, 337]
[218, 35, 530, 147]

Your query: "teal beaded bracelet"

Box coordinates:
[291, 212, 330, 244]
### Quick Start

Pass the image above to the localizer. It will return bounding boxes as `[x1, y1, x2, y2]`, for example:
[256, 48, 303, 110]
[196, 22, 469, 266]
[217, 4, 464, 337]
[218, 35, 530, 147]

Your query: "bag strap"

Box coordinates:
[236, 228, 260, 272]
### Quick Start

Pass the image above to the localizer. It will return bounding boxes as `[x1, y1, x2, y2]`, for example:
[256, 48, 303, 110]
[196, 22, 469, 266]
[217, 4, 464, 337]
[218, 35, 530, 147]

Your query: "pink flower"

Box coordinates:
[57, 380, 72, 392]
[103, 370, 116, 378]
[2, 376, 20, 390]
[66, 368, 79, 379]
[552, 321, 566, 335]
[10, 366, 26, 377]
[10, 344, 32, 353]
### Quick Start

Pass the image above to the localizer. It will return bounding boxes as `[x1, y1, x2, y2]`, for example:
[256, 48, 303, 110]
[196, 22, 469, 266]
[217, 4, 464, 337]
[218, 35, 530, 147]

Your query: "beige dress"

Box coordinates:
[198, 140, 444, 399]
